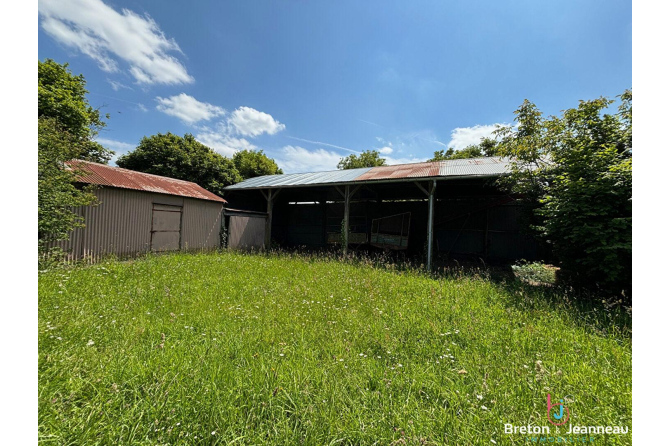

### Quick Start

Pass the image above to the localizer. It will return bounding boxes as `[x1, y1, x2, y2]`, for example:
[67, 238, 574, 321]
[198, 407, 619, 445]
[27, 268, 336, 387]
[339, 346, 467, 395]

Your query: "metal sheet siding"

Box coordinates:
[67, 187, 155, 261]
[228, 215, 266, 250]
[181, 198, 224, 250]
[52, 187, 223, 261]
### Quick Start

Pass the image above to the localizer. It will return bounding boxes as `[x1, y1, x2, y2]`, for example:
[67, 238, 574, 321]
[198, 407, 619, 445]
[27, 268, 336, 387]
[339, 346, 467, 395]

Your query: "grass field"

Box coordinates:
[38, 251, 631, 445]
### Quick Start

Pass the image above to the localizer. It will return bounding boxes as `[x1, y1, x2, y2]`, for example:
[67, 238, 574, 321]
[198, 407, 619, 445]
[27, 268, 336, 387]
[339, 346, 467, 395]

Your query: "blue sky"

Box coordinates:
[38, 0, 631, 173]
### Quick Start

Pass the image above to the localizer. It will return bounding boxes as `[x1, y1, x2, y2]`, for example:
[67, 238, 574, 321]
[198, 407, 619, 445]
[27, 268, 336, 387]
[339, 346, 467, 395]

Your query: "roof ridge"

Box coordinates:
[69, 160, 226, 203]
[71, 160, 201, 186]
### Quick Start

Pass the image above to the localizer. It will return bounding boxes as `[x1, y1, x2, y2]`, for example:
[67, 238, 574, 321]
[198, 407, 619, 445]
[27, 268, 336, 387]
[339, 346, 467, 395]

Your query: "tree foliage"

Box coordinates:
[38, 117, 98, 259]
[38, 59, 112, 163]
[233, 149, 283, 179]
[429, 138, 497, 161]
[337, 150, 387, 170]
[495, 91, 632, 294]
[116, 133, 242, 196]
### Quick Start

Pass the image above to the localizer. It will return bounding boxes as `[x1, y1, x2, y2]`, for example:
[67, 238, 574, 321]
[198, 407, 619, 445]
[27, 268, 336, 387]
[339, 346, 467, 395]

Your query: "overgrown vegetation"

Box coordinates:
[38, 59, 108, 261]
[495, 91, 632, 295]
[39, 251, 631, 445]
[38, 118, 98, 262]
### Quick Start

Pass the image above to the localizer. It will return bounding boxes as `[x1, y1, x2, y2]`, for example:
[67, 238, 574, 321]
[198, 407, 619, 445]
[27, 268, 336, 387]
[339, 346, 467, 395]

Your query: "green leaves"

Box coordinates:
[116, 132, 242, 196]
[497, 91, 632, 294]
[38, 59, 112, 163]
[337, 150, 387, 170]
[38, 117, 98, 260]
[233, 149, 283, 179]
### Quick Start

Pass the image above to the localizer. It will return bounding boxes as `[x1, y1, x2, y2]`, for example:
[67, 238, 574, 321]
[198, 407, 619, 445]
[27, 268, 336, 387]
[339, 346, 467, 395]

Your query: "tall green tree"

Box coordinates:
[233, 149, 283, 179]
[337, 150, 387, 170]
[117, 133, 242, 196]
[38, 59, 112, 163]
[38, 117, 98, 260]
[496, 91, 632, 294]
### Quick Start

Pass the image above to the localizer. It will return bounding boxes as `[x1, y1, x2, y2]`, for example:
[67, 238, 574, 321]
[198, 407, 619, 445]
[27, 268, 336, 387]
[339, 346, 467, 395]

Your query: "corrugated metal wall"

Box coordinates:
[228, 215, 266, 250]
[182, 197, 223, 250]
[52, 187, 223, 261]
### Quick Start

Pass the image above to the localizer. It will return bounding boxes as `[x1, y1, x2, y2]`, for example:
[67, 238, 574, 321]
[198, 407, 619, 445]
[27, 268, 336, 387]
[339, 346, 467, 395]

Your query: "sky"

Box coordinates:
[38, 0, 632, 173]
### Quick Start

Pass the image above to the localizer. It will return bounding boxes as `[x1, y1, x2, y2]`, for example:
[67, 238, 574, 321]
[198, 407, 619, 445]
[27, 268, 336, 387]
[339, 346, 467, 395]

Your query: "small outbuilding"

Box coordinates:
[55, 160, 226, 261]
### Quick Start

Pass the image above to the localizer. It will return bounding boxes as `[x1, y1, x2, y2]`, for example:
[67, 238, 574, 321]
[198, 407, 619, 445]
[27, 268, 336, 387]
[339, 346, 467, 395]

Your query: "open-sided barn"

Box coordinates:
[224, 157, 546, 268]
[53, 160, 226, 261]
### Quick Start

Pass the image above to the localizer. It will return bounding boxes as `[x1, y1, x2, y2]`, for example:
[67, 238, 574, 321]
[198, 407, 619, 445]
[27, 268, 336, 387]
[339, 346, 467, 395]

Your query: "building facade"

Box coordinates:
[53, 161, 226, 261]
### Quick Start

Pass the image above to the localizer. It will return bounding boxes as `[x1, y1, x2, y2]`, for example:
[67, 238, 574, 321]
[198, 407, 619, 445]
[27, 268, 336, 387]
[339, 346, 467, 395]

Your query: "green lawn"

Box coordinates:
[38, 251, 631, 445]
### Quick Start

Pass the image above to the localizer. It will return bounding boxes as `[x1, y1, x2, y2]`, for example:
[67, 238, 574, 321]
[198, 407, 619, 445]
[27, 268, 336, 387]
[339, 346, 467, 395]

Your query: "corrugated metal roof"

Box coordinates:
[225, 167, 373, 190]
[68, 160, 227, 203]
[356, 161, 441, 181]
[438, 157, 511, 176]
[225, 157, 512, 190]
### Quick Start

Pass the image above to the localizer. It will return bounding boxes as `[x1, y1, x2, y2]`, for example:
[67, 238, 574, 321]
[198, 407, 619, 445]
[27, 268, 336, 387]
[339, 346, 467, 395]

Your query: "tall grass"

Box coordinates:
[38, 251, 631, 445]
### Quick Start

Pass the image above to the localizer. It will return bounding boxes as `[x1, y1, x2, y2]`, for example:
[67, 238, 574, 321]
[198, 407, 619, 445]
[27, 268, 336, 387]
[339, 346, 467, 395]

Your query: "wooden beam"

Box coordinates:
[343, 185, 350, 254]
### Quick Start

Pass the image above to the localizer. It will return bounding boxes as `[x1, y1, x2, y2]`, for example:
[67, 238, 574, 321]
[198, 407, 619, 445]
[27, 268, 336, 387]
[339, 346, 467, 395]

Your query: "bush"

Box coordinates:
[495, 91, 632, 295]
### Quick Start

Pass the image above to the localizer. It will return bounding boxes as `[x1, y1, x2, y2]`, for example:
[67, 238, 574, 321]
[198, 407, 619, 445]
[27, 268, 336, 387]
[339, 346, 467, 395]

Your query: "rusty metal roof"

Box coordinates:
[356, 161, 441, 181]
[68, 160, 226, 203]
[226, 157, 512, 190]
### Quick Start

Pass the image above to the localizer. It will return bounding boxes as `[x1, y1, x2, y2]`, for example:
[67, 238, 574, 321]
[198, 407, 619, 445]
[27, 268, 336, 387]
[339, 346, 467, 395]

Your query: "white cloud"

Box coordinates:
[276, 146, 342, 173]
[284, 136, 357, 153]
[447, 124, 504, 150]
[137, 103, 148, 112]
[107, 79, 132, 91]
[39, 0, 193, 85]
[151, 96, 285, 156]
[229, 106, 286, 137]
[378, 146, 393, 155]
[195, 132, 256, 157]
[96, 137, 135, 152]
[382, 155, 426, 165]
[156, 94, 225, 124]
[95, 137, 135, 164]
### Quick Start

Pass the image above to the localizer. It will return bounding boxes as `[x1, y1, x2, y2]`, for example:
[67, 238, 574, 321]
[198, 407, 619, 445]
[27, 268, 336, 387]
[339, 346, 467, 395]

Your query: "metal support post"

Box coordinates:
[426, 180, 436, 271]
[343, 185, 350, 254]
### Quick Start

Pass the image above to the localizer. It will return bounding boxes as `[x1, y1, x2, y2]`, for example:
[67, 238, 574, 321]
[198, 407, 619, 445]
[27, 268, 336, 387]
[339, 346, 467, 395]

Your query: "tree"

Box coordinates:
[495, 91, 632, 294]
[337, 150, 387, 170]
[38, 59, 112, 163]
[429, 138, 498, 161]
[116, 133, 242, 196]
[38, 117, 98, 260]
[430, 145, 482, 161]
[233, 149, 283, 179]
